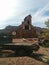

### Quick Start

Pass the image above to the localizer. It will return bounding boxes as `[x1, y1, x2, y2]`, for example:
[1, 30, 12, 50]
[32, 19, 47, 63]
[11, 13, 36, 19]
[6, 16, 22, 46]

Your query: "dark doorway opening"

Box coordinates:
[25, 25, 29, 30]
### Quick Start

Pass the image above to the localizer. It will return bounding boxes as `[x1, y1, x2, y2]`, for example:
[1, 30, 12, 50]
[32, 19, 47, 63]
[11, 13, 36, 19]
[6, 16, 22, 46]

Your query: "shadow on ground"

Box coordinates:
[0, 51, 49, 65]
[29, 53, 49, 65]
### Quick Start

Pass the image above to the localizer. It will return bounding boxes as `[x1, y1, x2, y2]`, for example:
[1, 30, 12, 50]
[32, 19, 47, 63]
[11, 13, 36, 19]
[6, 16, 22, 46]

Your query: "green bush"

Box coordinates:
[42, 42, 49, 47]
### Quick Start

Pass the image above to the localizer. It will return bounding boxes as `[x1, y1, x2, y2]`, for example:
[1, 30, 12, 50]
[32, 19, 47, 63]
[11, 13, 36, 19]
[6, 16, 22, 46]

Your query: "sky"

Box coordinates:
[0, 0, 49, 29]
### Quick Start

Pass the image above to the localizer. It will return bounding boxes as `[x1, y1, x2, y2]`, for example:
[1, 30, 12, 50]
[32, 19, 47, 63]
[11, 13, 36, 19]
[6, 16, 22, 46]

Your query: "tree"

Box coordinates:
[42, 29, 49, 39]
[43, 19, 49, 39]
[41, 20, 49, 47]
[45, 19, 49, 28]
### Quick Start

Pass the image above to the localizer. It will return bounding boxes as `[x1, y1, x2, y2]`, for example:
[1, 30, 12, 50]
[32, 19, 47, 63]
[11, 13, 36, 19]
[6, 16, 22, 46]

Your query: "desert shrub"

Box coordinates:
[42, 40, 49, 47]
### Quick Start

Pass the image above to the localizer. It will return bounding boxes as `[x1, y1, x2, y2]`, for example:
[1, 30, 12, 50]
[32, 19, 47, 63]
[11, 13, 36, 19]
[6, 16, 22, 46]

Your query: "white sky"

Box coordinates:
[0, 0, 49, 29]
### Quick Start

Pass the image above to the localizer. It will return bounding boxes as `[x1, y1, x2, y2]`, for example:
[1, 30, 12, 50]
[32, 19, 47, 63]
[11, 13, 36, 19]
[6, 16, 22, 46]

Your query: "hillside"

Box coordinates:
[0, 25, 43, 34]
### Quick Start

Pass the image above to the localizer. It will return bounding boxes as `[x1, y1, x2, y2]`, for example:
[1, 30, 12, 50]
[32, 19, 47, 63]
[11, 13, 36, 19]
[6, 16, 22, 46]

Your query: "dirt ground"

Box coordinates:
[0, 46, 49, 65]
